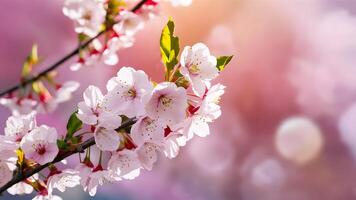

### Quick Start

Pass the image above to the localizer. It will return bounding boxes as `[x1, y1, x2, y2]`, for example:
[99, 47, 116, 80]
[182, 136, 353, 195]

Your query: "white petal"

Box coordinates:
[83, 86, 103, 109]
[94, 129, 121, 151]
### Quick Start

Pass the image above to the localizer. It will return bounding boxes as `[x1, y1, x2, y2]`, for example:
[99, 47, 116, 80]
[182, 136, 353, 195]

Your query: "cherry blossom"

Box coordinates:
[183, 84, 225, 141]
[198, 83, 226, 121]
[77, 85, 122, 151]
[0, 2, 233, 199]
[180, 43, 218, 96]
[163, 134, 182, 159]
[36, 81, 79, 113]
[136, 142, 161, 170]
[0, 97, 37, 116]
[54, 81, 80, 104]
[20, 125, 59, 165]
[77, 85, 121, 128]
[139, 1, 160, 20]
[101, 36, 134, 66]
[7, 182, 34, 195]
[94, 127, 122, 151]
[63, 0, 106, 37]
[47, 169, 81, 194]
[113, 11, 144, 36]
[103, 67, 153, 117]
[108, 150, 142, 180]
[77, 164, 111, 196]
[146, 82, 187, 126]
[4, 112, 36, 143]
[130, 116, 165, 146]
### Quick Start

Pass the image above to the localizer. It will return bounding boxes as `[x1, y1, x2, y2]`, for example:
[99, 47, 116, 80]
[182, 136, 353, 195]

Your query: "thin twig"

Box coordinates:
[0, 0, 148, 97]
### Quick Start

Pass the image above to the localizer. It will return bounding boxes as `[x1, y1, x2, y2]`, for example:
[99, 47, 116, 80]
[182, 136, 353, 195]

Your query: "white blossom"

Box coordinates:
[180, 43, 218, 97]
[77, 164, 110, 196]
[108, 150, 141, 180]
[63, 0, 106, 37]
[77, 86, 122, 151]
[136, 142, 161, 170]
[47, 169, 81, 194]
[54, 81, 80, 103]
[183, 84, 225, 141]
[102, 36, 134, 66]
[20, 125, 59, 165]
[4, 112, 36, 143]
[94, 127, 122, 151]
[7, 182, 34, 195]
[146, 82, 187, 126]
[130, 116, 165, 146]
[0, 97, 37, 116]
[113, 11, 144, 36]
[103, 67, 153, 117]
[7, 174, 38, 195]
[77, 86, 121, 129]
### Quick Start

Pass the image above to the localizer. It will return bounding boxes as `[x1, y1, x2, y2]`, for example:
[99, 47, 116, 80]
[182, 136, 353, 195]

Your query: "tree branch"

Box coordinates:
[0, 0, 148, 97]
[0, 118, 137, 194]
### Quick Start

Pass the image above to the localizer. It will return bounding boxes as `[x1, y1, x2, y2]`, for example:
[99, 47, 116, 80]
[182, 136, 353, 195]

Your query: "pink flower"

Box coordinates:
[103, 67, 153, 117]
[77, 164, 111, 196]
[113, 11, 144, 36]
[145, 82, 187, 126]
[108, 150, 141, 180]
[180, 43, 218, 97]
[63, 0, 106, 37]
[77, 86, 121, 129]
[20, 125, 59, 165]
[130, 116, 165, 147]
[4, 112, 36, 143]
[0, 97, 37, 116]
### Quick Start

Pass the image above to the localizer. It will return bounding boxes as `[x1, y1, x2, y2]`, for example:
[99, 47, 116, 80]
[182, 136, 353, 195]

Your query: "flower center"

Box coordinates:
[212, 96, 221, 104]
[126, 88, 137, 98]
[83, 11, 92, 21]
[159, 96, 172, 108]
[189, 64, 200, 75]
[36, 144, 47, 155]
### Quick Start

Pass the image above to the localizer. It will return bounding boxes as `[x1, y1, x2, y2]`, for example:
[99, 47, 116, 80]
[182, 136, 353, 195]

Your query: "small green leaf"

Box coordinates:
[160, 18, 180, 77]
[66, 111, 83, 140]
[216, 55, 234, 71]
[57, 139, 69, 150]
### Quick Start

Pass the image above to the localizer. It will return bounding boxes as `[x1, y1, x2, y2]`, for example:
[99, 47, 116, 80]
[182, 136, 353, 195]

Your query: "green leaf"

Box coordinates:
[57, 139, 69, 150]
[160, 18, 180, 76]
[66, 111, 83, 140]
[216, 55, 234, 71]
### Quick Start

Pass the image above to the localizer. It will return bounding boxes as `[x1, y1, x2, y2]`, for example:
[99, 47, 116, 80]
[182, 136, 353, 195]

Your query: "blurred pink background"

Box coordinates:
[1, 0, 356, 199]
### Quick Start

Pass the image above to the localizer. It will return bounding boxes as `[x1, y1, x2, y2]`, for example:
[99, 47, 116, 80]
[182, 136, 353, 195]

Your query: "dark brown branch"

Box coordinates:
[0, 0, 148, 97]
[0, 118, 137, 194]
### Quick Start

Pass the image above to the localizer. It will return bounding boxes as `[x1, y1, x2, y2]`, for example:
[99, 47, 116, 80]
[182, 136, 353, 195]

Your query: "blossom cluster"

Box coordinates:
[63, 0, 191, 71]
[0, 0, 191, 116]
[0, 41, 228, 199]
[0, 0, 233, 199]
